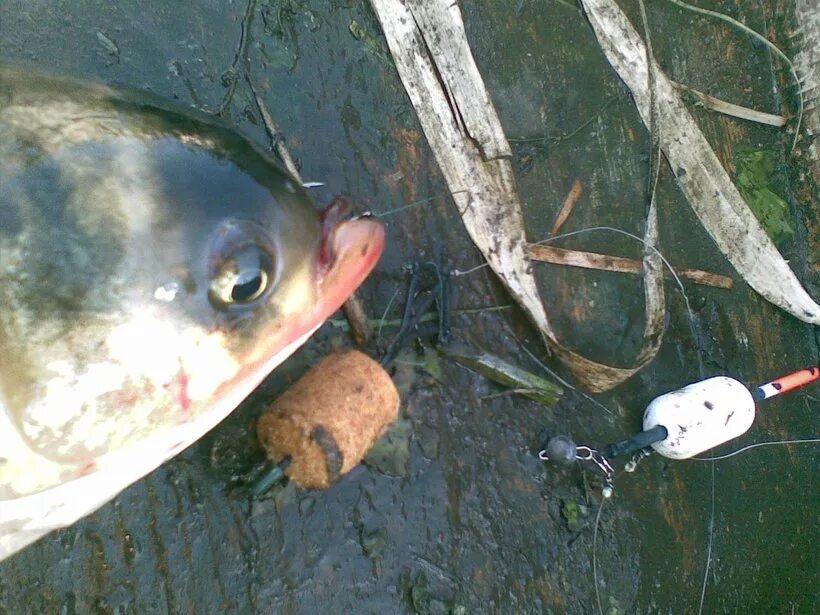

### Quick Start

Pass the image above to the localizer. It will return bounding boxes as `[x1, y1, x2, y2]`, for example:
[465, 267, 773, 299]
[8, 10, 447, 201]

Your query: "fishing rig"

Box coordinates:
[539, 367, 819, 497]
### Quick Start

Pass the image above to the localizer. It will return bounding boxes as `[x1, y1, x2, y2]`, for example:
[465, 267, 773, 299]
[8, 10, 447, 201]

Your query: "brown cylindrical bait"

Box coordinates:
[257, 349, 400, 489]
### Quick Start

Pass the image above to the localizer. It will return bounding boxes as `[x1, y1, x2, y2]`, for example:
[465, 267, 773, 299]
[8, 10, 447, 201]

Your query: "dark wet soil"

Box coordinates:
[1, 1, 817, 613]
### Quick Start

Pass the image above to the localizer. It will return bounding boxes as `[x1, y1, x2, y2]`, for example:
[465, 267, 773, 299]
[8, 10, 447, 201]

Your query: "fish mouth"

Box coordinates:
[314, 197, 385, 322]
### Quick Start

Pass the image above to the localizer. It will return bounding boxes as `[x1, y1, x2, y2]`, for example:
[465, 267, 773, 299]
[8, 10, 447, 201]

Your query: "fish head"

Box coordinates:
[0, 110, 383, 557]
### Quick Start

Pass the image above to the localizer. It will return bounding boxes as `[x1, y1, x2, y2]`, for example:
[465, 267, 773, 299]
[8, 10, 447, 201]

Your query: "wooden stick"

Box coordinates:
[526, 244, 734, 289]
[550, 179, 584, 236]
[342, 294, 374, 344]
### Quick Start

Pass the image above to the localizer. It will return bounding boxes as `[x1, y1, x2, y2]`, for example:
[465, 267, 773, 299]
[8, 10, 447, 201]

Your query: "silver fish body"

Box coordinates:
[0, 65, 385, 560]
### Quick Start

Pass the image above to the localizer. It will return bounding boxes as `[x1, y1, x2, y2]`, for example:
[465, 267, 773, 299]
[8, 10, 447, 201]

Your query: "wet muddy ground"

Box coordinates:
[0, 1, 817, 613]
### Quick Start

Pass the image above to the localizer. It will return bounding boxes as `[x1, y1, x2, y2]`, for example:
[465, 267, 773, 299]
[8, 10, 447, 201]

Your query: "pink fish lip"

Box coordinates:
[315, 196, 385, 318]
[318, 196, 375, 273]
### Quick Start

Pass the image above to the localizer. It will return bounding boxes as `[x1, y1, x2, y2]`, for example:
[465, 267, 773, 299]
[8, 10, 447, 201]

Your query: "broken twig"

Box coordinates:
[550, 179, 584, 236]
[672, 81, 787, 127]
[342, 294, 374, 345]
[248, 78, 302, 180]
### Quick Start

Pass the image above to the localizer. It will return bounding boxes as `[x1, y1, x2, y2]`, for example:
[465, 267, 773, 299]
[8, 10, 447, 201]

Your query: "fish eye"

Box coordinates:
[208, 220, 277, 310]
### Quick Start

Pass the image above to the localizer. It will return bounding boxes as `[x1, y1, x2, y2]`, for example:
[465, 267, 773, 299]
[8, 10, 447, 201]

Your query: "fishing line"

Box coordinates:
[698, 461, 715, 615]
[508, 95, 621, 144]
[376, 287, 402, 341]
[453, 221, 700, 359]
[375, 195, 441, 217]
[593, 494, 607, 615]
[375, 191, 469, 218]
[217, 0, 256, 116]
[516, 338, 617, 417]
[692, 438, 820, 461]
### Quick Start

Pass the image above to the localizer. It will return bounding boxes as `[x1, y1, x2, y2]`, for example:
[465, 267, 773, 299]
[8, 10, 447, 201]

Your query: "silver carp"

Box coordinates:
[0, 64, 385, 560]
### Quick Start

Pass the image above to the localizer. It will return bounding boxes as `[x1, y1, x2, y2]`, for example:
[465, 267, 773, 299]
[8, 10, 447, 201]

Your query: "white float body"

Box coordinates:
[642, 376, 756, 459]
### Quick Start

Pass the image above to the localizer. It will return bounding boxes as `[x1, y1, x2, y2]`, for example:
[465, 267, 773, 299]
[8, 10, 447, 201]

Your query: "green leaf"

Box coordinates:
[735, 150, 794, 245]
